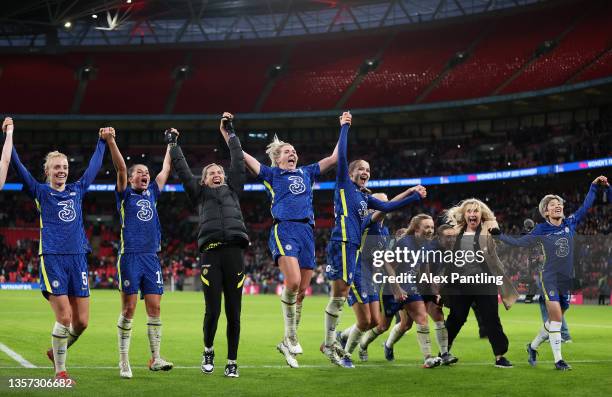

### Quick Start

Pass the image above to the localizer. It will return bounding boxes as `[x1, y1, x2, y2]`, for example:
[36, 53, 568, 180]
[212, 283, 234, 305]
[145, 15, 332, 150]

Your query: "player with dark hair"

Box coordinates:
[322, 111, 426, 368]
[0, 117, 14, 190]
[494, 176, 610, 370]
[106, 127, 174, 378]
[241, 114, 345, 368]
[11, 126, 109, 383]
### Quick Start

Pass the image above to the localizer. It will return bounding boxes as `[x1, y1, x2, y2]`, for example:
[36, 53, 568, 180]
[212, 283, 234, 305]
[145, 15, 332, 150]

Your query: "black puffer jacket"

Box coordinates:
[170, 136, 249, 251]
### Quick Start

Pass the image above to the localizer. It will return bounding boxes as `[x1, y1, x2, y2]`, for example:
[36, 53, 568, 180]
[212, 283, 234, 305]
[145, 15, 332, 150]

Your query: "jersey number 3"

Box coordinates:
[288, 176, 306, 195]
[136, 199, 154, 221]
[57, 200, 77, 222]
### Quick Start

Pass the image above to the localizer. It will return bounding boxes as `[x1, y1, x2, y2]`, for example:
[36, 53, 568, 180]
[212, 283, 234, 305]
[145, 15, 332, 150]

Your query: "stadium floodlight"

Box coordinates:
[449, 51, 468, 67]
[360, 58, 379, 74]
[92, 14, 98, 19]
[63, 21, 72, 29]
[78, 66, 95, 81]
[173, 65, 191, 81]
[269, 64, 283, 78]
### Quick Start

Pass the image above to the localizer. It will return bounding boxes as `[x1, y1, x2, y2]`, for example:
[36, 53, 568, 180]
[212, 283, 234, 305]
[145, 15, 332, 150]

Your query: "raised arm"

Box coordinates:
[103, 128, 127, 193]
[77, 130, 108, 191]
[498, 234, 539, 248]
[155, 133, 174, 192]
[334, 115, 351, 182]
[319, 112, 352, 174]
[218, 112, 246, 194]
[10, 146, 39, 199]
[368, 186, 425, 213]
[0, 117, 14, 190]
[370, 186, 426, 223]
[572, 176, 608, 225]
[167, 132, 200, 204]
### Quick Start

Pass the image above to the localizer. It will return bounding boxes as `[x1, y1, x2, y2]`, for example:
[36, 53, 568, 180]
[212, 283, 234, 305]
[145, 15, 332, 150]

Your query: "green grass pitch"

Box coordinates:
[0, 290, 611, 396]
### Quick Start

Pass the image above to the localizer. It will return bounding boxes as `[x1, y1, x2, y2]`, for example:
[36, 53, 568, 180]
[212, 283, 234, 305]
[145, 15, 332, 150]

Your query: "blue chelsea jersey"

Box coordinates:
[116, 183, 162, 254]
[10, 139, 106, 255]
[500, 184, 602, 277]
[257, 163, 320, 225]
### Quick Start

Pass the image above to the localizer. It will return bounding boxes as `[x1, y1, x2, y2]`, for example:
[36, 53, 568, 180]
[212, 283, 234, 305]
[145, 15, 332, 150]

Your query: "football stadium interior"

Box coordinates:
[0, 0, 610, 395]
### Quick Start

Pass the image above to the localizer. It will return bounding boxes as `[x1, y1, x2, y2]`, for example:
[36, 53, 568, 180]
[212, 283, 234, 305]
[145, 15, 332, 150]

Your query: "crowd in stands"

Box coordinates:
[1, 174, 610, 298]
[3, 121, 611, 189]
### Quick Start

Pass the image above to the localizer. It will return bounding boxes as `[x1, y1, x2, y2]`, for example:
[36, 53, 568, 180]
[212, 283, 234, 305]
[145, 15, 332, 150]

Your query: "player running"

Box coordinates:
[322, 111, 426, 368]
[0, 117, 14, 189]
[336, 193, 389, 362]
[242, 114, 346, 368]
[379, 215, 458, 365]
[106, 127, 174, 378]
[368, 216, 443, 368]
[11, 126, 109, 383]
[493, 176, 610, 371]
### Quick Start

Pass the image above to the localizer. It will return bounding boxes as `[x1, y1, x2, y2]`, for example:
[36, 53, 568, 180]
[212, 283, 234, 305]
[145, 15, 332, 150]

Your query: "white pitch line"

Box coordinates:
[1, 359, 612, 370]
[502, 320, 612, 329]
[0, 342, 37, 368]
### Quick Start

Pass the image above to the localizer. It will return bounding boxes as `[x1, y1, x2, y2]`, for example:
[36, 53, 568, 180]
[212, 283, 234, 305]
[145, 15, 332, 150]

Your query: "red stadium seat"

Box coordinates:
[425, 4, 579, 102]
[262, 35, 387, 112]
[175, 45, 283, 114]
[347, 23, 482, 108]
[80, 51, 184, 114]
[575, 49, 612, 82]
[0, 53, 86, 114]
[501, 1, 612, 94]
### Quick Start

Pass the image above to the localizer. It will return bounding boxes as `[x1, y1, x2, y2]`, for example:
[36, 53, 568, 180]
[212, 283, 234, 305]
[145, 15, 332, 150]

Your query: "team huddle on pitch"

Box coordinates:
[0, 113, 609, 382]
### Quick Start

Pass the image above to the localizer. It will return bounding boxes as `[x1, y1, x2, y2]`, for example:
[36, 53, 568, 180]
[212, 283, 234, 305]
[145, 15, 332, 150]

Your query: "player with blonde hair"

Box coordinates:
[322, 111, 426, 368]
[380, 214, 457, 365]
[494, 176, 610, 370]
[11, 125, 110, 383]
[241, 113, 347, 368]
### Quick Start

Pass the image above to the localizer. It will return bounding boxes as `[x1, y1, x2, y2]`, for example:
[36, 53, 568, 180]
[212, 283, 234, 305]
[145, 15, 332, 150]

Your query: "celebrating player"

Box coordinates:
[169, 114, 249, 378]
[381, 215, 458, 365]
[445, 199, 512, 368]
[11, 126, 109, 383]
[106, 127, 174, 378]
[0, 117, 14, 190]
[370, 216, 442, 368]
[242, 114, 344, 368]
[322, 111, 426, 368]
[337, 193, 389, 362]
[494, 176, 610, 370]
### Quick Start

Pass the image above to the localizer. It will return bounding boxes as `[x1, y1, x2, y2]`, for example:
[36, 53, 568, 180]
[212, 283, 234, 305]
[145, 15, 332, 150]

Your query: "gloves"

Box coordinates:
[222, 118, 236, 136]
[164, 129, 178, 146]
[488, 228, 501, 239]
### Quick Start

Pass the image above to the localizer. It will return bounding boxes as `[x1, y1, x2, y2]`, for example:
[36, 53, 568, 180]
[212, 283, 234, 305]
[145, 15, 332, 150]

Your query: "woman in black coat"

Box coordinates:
[168, 112, 248, 378]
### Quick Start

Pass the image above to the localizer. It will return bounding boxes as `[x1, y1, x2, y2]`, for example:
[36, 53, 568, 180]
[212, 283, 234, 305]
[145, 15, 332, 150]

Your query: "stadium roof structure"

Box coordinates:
[1, 0, 542, 48]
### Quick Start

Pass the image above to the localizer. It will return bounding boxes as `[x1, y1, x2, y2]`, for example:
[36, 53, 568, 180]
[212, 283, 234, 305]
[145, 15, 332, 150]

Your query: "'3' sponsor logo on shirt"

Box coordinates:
[57, 200, 77, 222]
[287, 176, 306, 195]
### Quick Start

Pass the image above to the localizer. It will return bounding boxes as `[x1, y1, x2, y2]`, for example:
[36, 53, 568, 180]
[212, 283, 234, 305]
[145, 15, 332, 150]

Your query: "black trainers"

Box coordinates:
[555, 360, 572, 371]
[224, 363, 239, 378]
[201, 350, 214, 374]
[495, 356, 513, 368]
